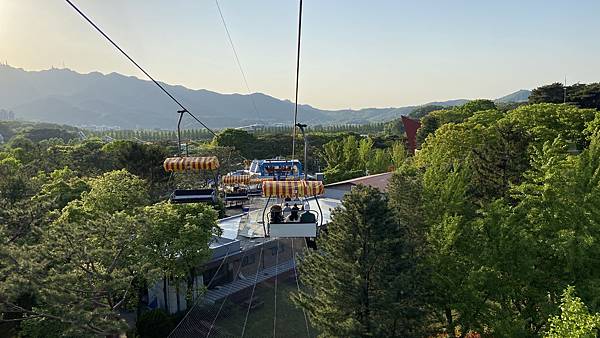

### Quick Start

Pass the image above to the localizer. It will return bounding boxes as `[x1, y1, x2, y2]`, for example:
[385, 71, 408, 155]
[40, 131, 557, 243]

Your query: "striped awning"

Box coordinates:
[222, 175, 251, 185]
[249, 177, 271, 184]
[262, 180, 324, 197]
[163, 156, 220, 172]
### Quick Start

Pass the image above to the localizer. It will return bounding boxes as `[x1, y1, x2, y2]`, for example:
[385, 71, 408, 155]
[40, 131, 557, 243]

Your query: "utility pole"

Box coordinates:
[296, 123, 308, 180]
[176, 109, 187, 156]
[564, 76, 567, 104]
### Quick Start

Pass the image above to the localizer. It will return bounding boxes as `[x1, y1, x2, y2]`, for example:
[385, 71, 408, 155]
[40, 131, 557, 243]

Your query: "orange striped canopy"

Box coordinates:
[262, 180, 324, 197]
[163, 156, 220, 172]
[222, 175, 251, 185]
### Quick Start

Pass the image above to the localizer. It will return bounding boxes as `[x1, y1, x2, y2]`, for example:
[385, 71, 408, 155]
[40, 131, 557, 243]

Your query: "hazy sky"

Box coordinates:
[1, 0, 599, 110]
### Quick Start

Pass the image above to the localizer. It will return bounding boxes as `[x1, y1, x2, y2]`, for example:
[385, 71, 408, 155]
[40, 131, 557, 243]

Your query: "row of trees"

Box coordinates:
[295, 101, 600, 337]
[319, 135, 405, 182]
[529, 82, 600, 109]
[87, 122, 388, 143]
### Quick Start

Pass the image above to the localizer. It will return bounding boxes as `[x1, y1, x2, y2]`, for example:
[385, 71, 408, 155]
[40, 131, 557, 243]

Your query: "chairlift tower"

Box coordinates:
[296, 123, 308, 180]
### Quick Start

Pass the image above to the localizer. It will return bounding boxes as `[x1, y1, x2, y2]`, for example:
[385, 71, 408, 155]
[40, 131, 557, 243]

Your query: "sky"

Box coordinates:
[1, 0, 600, 110]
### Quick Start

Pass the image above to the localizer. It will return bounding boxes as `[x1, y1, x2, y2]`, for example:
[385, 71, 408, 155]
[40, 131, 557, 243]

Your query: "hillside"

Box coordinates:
[0, 65, 526, 129]
[495, 89, 531, 103]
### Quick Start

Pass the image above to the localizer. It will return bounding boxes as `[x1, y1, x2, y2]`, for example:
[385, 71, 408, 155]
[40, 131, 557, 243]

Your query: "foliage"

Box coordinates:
[319, 135, 401, 183]
[405, 102, 600, 336]
[409, 105, 446, 119]
[383, 117, 405, 136]
[136, 309, 176, 338]
[530, 82, 600, 110]
[416, 100, 497, 146]
[102, 140, 168, 183]
[140, 202, 218, 312]
[504, 103, 597, 150]
[90, 123, 386, 142]
[295, 186, 426, 337]
[546, 286, 600, 338]
[0, 170, 216, 336]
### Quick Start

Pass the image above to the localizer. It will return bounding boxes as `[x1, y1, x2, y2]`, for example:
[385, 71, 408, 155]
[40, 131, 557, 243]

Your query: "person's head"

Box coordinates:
[293, 203, 298, 208]
[285, 203, 289, 207]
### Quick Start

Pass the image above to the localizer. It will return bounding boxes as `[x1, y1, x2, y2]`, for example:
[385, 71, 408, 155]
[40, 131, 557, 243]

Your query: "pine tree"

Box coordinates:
[295, 186, 426, 337]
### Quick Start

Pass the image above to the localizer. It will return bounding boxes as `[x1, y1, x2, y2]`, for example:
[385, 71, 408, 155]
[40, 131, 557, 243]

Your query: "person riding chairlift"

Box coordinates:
[270, 205, 283, 224]
[286, 203, 300, 222]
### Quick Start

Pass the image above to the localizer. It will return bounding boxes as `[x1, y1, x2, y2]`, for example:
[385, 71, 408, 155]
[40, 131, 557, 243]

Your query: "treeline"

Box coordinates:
[88, 128, 214, 142]
[87, 123, 387, 142]
[251, 123, 386, 135]
[295, 100, 600, 337]
[212, 128, 405, 178]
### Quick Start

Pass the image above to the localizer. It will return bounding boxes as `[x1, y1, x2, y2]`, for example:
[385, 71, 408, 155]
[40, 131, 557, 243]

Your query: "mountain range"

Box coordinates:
[0, 65, 531, 129]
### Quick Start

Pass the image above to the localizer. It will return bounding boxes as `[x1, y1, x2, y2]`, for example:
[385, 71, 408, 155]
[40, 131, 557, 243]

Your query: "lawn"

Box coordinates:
[206, 276, 318, 338]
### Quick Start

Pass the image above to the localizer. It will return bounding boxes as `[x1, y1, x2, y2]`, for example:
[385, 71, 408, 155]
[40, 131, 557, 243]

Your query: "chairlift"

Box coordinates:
[260, 180, 324, 245]
[164, 156, 220, 203]
[221, 174, 251, 206]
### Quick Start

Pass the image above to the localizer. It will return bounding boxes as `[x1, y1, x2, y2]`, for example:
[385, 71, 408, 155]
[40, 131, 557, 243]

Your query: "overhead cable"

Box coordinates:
[64, 0, 216, 137]
[215, 0, 261, 121]
[291, 0, 303, 160]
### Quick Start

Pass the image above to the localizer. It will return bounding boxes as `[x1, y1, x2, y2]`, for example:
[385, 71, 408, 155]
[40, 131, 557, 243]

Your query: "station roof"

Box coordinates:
[324, 172, 393, 192]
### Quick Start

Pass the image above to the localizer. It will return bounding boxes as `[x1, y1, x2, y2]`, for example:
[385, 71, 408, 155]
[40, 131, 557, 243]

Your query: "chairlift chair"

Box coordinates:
[221, 174, 251, 206]
[260, 180, 324, 241]
[164, 156, 220, 204]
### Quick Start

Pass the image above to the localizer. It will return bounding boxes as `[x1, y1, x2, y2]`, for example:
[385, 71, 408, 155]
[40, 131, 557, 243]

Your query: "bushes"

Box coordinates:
[136, 309, 176, 338]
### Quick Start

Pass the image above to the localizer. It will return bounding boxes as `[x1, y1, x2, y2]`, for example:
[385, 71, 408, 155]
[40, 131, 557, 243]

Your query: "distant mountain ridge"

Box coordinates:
[0, 65, 530, 129]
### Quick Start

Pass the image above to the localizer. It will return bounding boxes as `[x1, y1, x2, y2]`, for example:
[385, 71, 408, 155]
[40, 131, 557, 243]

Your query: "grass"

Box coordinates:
[206, 276, 318, 338]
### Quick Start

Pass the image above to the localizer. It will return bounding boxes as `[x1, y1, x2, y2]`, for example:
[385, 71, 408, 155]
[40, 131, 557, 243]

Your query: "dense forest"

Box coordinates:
[296, 83, 600, 337]
[2, 82, 600, 337]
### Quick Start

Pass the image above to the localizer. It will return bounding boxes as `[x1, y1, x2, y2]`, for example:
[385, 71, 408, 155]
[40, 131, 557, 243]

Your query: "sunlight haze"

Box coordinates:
[1, 0, 600, 109]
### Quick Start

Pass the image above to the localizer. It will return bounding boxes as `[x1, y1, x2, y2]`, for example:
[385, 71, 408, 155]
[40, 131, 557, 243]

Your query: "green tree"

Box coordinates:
[0, 170, 214, 336]
[409, 105, 445, 119]
[546, 286, 600, 338]
[140, 201, 219, 313]
[295, 186, 425, 337]
[529, 82, 565, 104]
[102, 140, 168, 184]
[367, 148, 391, 174]
[416, 114, 440, 145]
[212, 129, 257, 158]
[383, 118, 405, 136]
[505, 103, 597, 150]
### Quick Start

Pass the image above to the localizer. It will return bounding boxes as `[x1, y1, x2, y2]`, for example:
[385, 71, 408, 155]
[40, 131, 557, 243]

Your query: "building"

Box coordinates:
[323, 172, 393, 200]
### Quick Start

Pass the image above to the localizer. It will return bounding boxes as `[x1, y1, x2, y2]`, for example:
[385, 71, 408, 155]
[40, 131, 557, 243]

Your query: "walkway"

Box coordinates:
[203, 258, 295, 304]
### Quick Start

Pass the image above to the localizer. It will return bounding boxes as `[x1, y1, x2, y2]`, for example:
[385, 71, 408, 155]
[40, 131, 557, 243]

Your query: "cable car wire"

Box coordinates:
[273, 239, 280, 338]
[292, 239, 312, 338]
[205, 245, 254, 338]
[291, 0, 303, 160]
[64, 0, 216, 137]
[240, 246, 264, 338]
[167, 244, 233, 337]
[215, 0, 261, 121]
